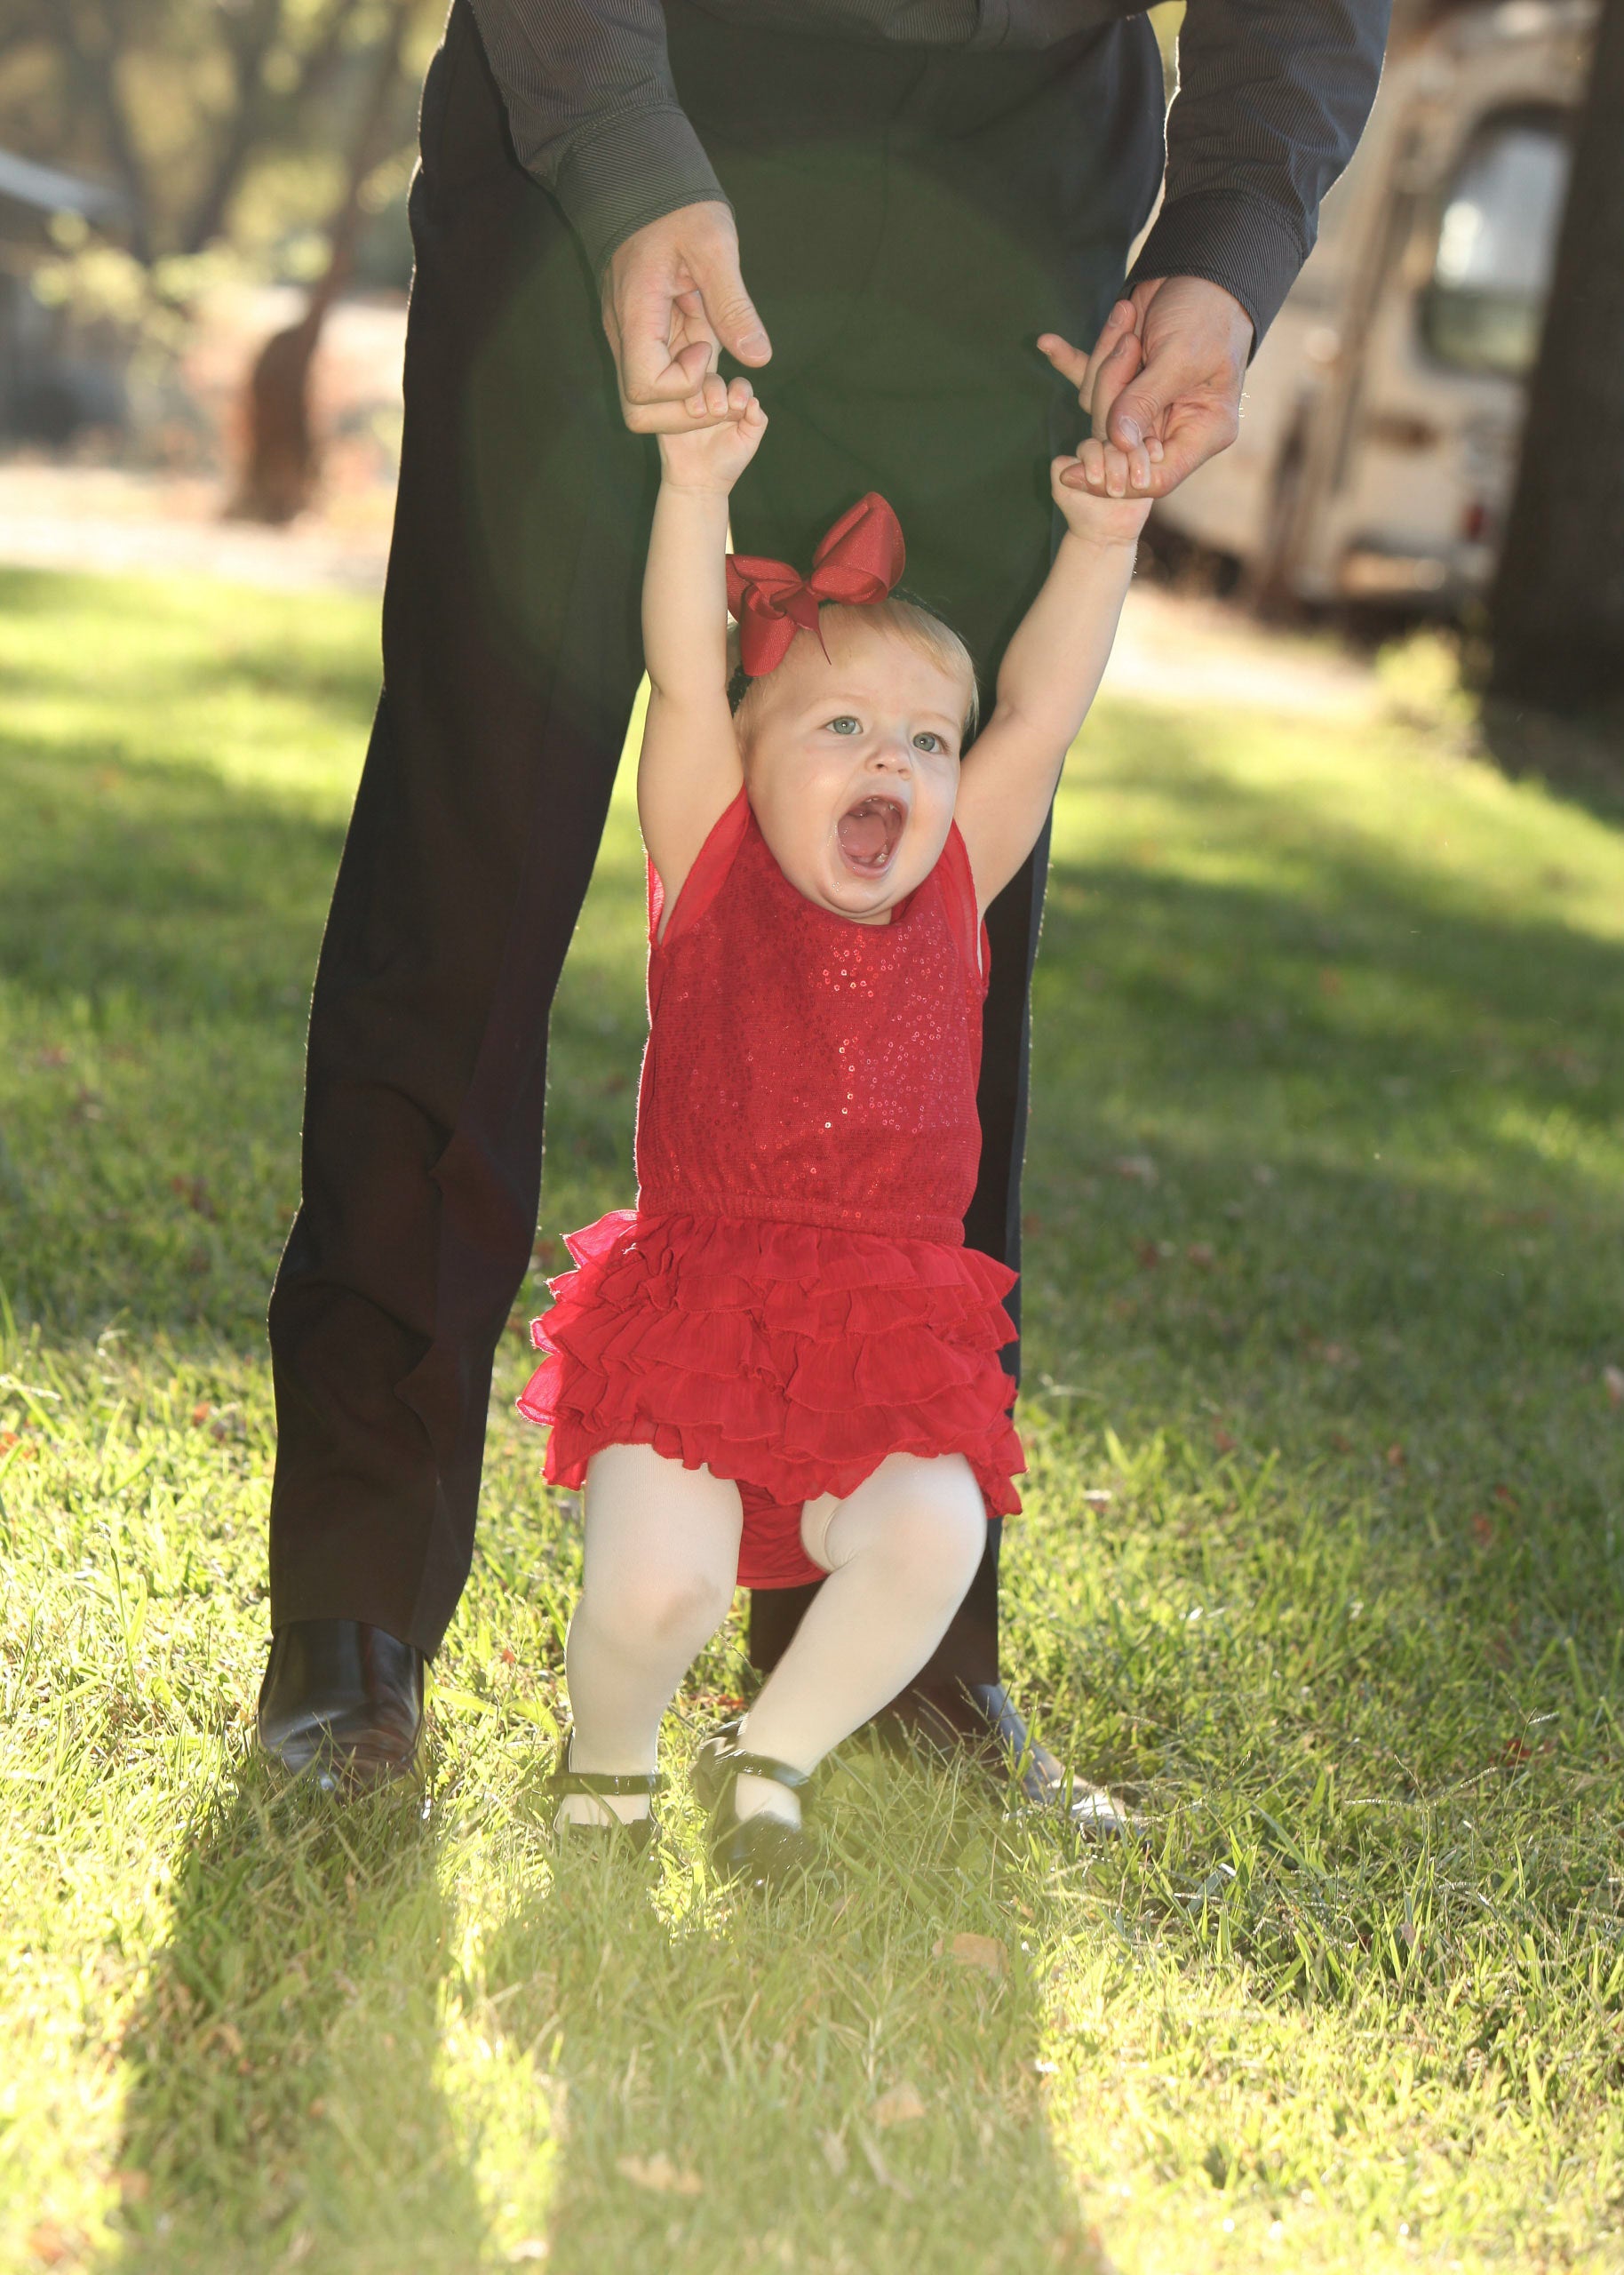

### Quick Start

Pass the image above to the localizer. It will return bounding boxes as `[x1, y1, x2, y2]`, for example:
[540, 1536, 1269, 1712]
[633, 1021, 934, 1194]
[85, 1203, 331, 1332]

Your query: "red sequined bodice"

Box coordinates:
[636, 790, 990, 1245]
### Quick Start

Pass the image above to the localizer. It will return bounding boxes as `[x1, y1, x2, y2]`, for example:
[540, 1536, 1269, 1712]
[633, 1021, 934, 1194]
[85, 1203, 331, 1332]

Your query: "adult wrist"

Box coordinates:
[552, 106, 733, 282]
[1126, 190, 1304, 350]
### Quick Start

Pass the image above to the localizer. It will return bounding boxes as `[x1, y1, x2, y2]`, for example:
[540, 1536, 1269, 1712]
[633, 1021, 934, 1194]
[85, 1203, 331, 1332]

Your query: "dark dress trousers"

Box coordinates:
[267, 0, 1384, 1701]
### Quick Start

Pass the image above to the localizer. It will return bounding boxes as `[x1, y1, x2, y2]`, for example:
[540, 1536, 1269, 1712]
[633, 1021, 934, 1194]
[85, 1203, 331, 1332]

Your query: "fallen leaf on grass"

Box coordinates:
[26, 2225, 74, 2268]
[872, 2083, 926, 2128]
[1109, 1154, 1158, 1185]
[1213, 1426, 1238, 1455]
[1604, 1365, 1624, 1408]
[616, 2152, 702, 2196]
[1385, 1443, 1406, 1468]
[1082, 1489, 1113, 1508]
[934, 1931, 1006, 1976]
[1186, 1242, 1215, 1269]
[1470, 1513, 1494, 1545]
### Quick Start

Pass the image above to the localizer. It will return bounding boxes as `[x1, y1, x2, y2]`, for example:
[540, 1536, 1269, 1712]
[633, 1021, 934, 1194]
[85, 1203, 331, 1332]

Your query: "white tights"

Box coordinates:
[558, 1442, 987, 1829]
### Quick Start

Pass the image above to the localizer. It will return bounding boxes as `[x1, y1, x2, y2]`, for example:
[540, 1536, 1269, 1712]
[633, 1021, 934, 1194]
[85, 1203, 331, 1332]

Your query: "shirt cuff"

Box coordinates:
[551, 104, 732, 281]
[1126, 188, 1310, 348]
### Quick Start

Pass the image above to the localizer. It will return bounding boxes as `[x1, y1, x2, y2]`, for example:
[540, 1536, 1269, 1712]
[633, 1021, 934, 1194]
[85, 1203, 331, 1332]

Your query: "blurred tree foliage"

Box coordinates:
[0, 0, 439, 279]
[0, 0, 438, 509]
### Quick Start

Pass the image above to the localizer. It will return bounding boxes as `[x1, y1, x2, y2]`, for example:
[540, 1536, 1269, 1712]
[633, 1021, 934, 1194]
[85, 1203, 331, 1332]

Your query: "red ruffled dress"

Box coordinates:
[518, 788, 1024, 1586]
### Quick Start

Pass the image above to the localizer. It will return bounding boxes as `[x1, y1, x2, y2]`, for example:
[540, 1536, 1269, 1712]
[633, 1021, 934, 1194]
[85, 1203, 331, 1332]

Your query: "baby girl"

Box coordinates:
[520, 367, 1150, 1886]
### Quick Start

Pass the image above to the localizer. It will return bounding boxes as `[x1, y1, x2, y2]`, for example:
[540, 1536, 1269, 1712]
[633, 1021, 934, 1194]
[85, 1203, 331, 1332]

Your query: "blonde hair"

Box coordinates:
[728, 593, 981, 738]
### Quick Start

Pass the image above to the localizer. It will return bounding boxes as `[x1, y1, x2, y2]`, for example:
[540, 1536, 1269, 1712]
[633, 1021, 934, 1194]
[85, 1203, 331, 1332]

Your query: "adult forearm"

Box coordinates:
[464, 0, 728, 276]
[1129, 0, 1391, 342]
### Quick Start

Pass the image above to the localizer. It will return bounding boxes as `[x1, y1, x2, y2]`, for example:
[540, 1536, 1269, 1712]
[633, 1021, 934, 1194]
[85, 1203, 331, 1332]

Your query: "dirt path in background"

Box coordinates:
[0, 458, 1380, 720]
[0, 460, 394, 595]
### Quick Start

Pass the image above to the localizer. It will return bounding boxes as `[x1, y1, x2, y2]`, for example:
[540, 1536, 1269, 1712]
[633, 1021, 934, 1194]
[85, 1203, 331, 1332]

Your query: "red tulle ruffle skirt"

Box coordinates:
[518, 1209, 1024, 1588]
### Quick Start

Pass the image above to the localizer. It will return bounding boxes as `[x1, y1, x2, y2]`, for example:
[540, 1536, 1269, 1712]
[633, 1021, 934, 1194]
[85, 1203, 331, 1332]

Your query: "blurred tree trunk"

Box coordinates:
[1487, 0, 1624, 708]
[230, 0, 410, 525]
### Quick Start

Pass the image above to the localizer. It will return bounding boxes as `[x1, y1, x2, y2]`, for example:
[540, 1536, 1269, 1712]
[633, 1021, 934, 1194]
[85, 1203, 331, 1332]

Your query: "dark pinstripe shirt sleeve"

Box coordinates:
[1127, 0, 1391, 342]
[465, 0, 730, 277]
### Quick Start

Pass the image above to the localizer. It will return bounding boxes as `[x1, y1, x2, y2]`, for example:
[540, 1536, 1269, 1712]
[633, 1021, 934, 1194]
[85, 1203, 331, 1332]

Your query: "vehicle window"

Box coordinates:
[1422, 114, 1569, 378]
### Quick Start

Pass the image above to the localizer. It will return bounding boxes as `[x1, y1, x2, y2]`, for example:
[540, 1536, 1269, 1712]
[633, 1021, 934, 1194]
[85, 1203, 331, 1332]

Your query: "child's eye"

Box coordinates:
[826, 715, 860, 735]
[913, 732, 943, 753]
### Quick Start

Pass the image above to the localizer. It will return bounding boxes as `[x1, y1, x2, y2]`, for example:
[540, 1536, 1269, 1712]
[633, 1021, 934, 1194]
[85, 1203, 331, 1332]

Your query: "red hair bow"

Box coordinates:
[726, 492, 906, 677]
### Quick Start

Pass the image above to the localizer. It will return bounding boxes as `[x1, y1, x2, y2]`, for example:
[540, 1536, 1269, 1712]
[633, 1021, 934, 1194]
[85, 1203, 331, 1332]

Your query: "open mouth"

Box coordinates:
[835, 794, 905, 876]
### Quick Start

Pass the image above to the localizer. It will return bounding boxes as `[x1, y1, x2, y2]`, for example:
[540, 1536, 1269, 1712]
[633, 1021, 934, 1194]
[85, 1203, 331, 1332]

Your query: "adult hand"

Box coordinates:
[601, 200, 772, 435]
[1039, 275, 1254, 499]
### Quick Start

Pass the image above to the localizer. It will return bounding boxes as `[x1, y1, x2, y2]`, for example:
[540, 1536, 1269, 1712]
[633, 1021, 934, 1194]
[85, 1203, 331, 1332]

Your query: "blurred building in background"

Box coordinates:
[0, 145, 129, 442]
[1153, 0, 1597, 615]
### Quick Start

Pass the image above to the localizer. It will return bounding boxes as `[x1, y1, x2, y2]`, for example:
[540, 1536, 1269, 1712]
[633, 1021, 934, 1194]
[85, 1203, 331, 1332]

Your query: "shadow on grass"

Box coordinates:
[0, 720, 645, 1338]
[474, 1748, 1103, 2271]
[0, 738, 346, 1026]
[1475, 691, 1624, 832]
[106, 1762, 483, 2275]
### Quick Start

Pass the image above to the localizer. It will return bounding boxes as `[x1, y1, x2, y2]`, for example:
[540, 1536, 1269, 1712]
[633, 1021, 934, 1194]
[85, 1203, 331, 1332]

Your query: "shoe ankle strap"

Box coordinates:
[548, 1763, 666, 1798]
[716, 1747, 810, 1792]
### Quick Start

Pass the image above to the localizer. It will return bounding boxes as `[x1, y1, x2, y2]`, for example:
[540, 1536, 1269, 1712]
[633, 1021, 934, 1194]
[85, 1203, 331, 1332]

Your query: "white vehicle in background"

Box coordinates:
[1151, 0, 1594, 610]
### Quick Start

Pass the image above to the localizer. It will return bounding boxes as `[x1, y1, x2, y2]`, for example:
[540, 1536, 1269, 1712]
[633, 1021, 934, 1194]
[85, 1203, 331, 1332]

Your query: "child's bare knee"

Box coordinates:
[647, 1566, 732, 1647]
[872, 1458, 986, 1594]
[934, 1479, 991, 1593]
[582, 1563, 730, 1656]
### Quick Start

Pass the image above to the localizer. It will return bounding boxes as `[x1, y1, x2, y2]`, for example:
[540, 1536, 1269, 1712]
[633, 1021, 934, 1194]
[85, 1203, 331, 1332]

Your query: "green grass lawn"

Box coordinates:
[2, 564, 1622, 2275]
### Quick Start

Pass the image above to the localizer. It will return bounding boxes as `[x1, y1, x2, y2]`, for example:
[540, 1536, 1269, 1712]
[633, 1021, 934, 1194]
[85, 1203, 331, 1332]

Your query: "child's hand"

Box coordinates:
[1044, 316, 1156, 541]
[657, 376, 767, 494]
[1050, 443, 1155, 546]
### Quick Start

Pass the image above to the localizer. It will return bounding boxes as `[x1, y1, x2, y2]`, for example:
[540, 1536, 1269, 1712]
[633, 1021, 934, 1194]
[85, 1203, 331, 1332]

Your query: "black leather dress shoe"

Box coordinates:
[257, 1618, 425, 1792]
[889, 1680, 1142, 1840]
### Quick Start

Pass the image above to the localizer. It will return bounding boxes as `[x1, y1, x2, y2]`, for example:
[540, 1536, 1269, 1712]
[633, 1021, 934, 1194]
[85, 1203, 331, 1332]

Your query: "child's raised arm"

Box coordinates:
[954, 444, 1150, 916]
[639, 377, 767, 918]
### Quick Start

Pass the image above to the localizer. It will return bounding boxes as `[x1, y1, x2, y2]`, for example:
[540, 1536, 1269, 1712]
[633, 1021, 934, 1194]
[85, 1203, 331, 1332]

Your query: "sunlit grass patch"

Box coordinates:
[2, 565, 1622, 2271]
